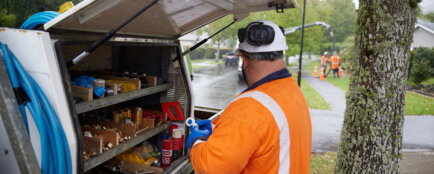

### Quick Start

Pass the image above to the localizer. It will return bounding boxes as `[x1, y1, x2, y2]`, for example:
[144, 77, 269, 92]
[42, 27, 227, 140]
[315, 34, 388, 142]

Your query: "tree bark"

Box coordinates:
[335, 0, 418, 173]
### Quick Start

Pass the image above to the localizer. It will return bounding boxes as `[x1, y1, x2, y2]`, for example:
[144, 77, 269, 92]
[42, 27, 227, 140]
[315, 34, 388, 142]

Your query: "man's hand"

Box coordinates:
[186, 126, 210, 148]
[196, 120, 213, 134]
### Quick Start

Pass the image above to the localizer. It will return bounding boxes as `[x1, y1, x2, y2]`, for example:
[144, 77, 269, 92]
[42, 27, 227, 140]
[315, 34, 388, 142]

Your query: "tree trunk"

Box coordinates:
[335, 0, 418, 173]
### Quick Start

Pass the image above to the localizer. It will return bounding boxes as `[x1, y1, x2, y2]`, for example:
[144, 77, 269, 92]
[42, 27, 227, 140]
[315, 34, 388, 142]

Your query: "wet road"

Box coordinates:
[192, 64, 247, 109]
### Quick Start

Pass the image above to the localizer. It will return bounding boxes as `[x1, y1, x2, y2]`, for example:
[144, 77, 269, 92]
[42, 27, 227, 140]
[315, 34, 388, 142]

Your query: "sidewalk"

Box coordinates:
[304, 75, 346, 152]
[401, 151, 434, 174]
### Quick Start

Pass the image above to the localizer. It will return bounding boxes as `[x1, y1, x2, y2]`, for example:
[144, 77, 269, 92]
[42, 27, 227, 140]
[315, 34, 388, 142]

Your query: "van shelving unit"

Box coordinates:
[52, 38, 192, 173]
[83, 122, 171, 172]
[75, 83, 171, 114]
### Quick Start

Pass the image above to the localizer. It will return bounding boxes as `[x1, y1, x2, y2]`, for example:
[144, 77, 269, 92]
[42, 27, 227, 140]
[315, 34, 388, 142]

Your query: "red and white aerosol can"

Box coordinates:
[172, 129, 182, 160]
[162, 139, 173, 169]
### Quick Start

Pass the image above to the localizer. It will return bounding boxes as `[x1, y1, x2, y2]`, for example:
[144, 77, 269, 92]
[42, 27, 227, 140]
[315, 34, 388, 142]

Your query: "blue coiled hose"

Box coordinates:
[20, 11, 60, 30]
[0, 42, 72, 174]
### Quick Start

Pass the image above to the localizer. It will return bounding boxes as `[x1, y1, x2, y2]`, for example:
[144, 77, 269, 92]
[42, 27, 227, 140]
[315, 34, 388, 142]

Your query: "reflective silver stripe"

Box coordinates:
[332, 57, 340, 64]
[232, 91, 290, 174]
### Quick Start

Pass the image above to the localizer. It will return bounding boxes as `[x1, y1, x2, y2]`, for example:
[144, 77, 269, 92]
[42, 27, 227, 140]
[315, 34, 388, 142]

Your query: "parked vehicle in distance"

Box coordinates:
[224, 52, 238, 66]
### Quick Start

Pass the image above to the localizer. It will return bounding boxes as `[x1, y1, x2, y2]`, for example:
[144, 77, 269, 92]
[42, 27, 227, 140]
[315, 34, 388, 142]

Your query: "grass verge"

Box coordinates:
[326, 77, 350, 92]
[192, 65, 206, 70]
[191, 58, 225, 65]
[310, 152, 337, 174]
[210, 60, 224, 65]
[421, 77, 434, 85]
[405, 91, 434, 115]
[292, 73, 331, 110]
[323, 74, 433, 115]
[191, 58, 211, 63]
[191, 59, 224, 71]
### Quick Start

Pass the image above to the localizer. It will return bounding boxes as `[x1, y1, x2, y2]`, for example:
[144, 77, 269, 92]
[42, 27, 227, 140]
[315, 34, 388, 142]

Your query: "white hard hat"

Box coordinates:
[324, 52, 328, 55]
[237, 20, 288, 53]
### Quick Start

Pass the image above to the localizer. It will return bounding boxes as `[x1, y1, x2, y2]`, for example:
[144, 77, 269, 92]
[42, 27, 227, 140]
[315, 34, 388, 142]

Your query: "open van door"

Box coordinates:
[45, 0, 296, 38]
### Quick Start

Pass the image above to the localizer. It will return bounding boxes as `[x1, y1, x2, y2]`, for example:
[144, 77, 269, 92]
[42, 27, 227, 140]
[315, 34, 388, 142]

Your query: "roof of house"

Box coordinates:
[416, 19, 434, 34]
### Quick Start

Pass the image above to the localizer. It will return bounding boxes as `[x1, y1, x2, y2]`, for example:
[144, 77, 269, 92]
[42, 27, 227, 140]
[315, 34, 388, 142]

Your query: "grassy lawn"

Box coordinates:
[304, 60, 321, 74]
[191, 59, 224, 71]
[210, 60, 224, 65]
[192, 65, 206, 70]
[310, 152, 337, 174]
[191, 58, 225, 65]
[421, 77, 434, 85]
[324, 74, 434, 115]
[405, 91, 434, 115]
[191, 58, 211, 63]
[326, 77, 350, 92]
[292, 73, 331, 110]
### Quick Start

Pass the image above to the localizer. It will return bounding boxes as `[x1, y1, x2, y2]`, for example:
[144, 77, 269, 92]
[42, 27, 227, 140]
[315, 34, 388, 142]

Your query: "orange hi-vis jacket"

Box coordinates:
[321, 55, 328, 66]
[329, 55, 341, 69]
[190, 68, 312, 174]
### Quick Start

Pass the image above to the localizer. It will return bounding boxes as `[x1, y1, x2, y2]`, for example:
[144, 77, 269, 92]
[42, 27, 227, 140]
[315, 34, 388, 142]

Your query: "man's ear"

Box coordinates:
[242, 56, 248, 69]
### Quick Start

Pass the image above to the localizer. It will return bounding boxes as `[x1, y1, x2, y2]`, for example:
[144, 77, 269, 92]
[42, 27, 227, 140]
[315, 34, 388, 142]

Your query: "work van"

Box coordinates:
[0, 0, 296, 173]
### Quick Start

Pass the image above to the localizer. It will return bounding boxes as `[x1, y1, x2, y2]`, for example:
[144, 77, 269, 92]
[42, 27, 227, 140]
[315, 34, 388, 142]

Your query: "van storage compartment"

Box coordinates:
[55, 39, 191, 173]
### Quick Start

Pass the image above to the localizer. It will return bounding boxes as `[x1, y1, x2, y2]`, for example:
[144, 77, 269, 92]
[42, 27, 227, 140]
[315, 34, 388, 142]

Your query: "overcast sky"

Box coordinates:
[352, 0, 434, 14]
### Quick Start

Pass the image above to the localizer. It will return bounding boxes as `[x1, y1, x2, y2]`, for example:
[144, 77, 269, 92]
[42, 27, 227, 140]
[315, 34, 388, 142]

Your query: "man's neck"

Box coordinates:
[247, 59, 285, 86]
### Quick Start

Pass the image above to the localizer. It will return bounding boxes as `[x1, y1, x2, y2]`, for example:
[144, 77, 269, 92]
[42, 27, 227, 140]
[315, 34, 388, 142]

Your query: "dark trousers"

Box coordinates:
[333, 68, 339, 78]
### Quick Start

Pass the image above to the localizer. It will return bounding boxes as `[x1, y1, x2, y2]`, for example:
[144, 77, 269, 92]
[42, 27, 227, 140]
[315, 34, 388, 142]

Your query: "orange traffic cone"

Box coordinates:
[313, 65, 318, 77]
[319, 67, 325, 80]
[339, 67, 343, 77]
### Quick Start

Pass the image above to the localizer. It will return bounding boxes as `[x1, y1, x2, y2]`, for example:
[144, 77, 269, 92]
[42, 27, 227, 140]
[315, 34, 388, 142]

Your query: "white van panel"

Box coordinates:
[0, 28, 78, 174]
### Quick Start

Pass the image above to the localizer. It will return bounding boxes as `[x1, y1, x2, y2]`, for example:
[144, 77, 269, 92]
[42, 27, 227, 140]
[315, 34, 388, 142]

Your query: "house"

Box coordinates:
[179, 33, 204, 48]
[412, 19, 434, 49]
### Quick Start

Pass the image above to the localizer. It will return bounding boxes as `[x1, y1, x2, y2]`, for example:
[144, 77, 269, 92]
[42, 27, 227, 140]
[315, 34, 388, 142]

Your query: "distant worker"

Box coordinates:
[187, 20, 312, 173]
[329, 52, 341, 78]
[321, 52, 329, 75]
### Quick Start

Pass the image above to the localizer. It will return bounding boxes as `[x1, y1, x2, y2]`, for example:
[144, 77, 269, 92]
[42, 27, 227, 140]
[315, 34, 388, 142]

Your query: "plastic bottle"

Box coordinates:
[173, 122, 185, 154]
[162, 139, 173, 169]
[172, 129, 182, 160]
[133, 107, 143, 129]
[122, 71, 130, 78]
[169, 124, 178, 138]
[140, 74, 148, 88]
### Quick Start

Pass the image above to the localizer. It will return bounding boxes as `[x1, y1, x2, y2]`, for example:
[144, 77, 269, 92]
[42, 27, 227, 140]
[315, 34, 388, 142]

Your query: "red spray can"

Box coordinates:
[162, 139, 173, 169]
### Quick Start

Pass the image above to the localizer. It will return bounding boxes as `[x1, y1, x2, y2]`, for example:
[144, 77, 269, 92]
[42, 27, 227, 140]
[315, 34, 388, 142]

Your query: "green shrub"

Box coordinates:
[0, 9, 16, 27]
[409, 47, 434, 85]
[410, 59, 433, 84]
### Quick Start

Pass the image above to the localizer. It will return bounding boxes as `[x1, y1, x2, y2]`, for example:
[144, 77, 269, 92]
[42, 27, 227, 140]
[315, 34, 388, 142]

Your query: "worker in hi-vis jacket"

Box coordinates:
[329, 52, 341, 78]
[186, 20, 312, 174]
[321, 52, 329, 75]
